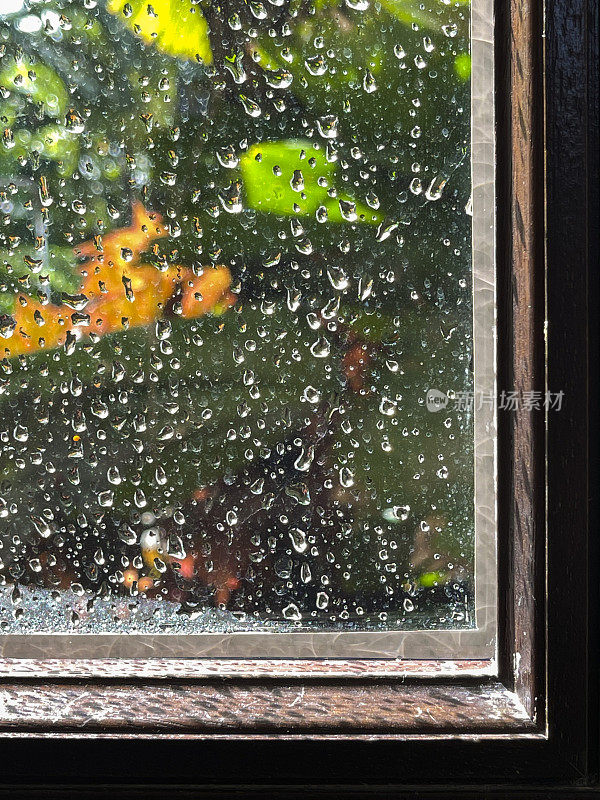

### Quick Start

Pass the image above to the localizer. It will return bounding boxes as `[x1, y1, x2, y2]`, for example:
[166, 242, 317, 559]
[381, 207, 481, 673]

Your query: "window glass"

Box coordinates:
[0, 0, 494, 653]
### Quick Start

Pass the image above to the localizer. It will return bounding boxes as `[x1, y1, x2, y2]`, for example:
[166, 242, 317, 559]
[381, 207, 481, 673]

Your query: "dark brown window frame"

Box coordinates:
[0, 0, 597, 791]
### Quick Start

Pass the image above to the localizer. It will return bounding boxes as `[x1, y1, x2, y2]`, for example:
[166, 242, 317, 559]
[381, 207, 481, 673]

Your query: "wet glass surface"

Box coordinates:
[0, 0, 475, 634]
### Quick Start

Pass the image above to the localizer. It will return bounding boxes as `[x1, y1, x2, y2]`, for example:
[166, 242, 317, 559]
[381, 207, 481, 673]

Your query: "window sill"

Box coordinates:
[0, 678, 537, 738]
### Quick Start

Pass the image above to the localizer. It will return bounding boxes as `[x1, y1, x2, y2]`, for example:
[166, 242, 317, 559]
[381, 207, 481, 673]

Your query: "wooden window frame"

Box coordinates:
[0, 0, 597, 793]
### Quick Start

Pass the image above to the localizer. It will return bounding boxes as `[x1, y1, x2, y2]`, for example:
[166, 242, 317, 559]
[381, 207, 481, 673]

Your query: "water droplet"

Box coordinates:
[338, 198, 357, 222]
[239, 95, 261, 118]
[61, 292, 89, 310]
[425, 176, 447, 201]
[64, 108, 84, 133]
[383, 504, 410, 522]
[285, 482, 311, 505]
[339, 467, 355, 488]
[310, 337, 331, 358]
[363, 69, 377, 93]
[290, 169, 304, 192]
[305, 54, 327, 76]
[98, 490, 114, 508]
[107, 466, 121, 485]
[2, 128, 15, 149]
[224, 49, 247, 84]
[0, 315, 16, 339]
[155, 318, 172, 340]
[287, 287, 302, 312]
[218, 181, 244, 213]
[316, 205, 328, 223]
[303, 385, 321, 404]
[358, 277, 373, 301]
[321, 295, 339, 319]
[376, 219, 399, 242]
[283, 602, 302, 621]
[366, 191, 380, 209]
[289, 527, 308, 553]
[264, 67, 293, 89]
[30, 515, 52, 538]
[294, 445, 315, 472]
[327, 265, 349, 290]
[217, 146, 239, 169]
[167, 534, 186, 559]
[379, 397, 397, 416]
[316, 115, 338, 139]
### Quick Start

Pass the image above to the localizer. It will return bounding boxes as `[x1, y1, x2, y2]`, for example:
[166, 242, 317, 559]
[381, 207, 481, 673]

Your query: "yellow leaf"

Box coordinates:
[108, 0, 212, 64]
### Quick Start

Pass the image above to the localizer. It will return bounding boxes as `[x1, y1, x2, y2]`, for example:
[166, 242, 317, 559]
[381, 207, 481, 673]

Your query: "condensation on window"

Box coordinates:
[0, 0, 476, 636]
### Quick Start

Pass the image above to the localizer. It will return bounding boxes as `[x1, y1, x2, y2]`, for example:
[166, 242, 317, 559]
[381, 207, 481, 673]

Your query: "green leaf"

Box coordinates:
[0, 246, 80, 302]
[252, 8, 470, 178]
[378, 0, 468, 31]
[454, 52, 471, 81]
[108, 0, 212, 64]
[417, 570, 447, 588]
[240, 140, 381, 224]
[1, 124, 79, 176]
[0, 59, 68, 119]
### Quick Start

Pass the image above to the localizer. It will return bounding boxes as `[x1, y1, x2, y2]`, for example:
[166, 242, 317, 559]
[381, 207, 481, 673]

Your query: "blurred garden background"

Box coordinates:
[0, 0, 474, 631]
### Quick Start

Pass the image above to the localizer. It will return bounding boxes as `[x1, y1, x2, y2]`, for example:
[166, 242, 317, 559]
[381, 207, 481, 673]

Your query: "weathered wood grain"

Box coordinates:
[496, 0, 546, 722]
[509, 0, 545, 723]
[0, 680, 533, 736]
